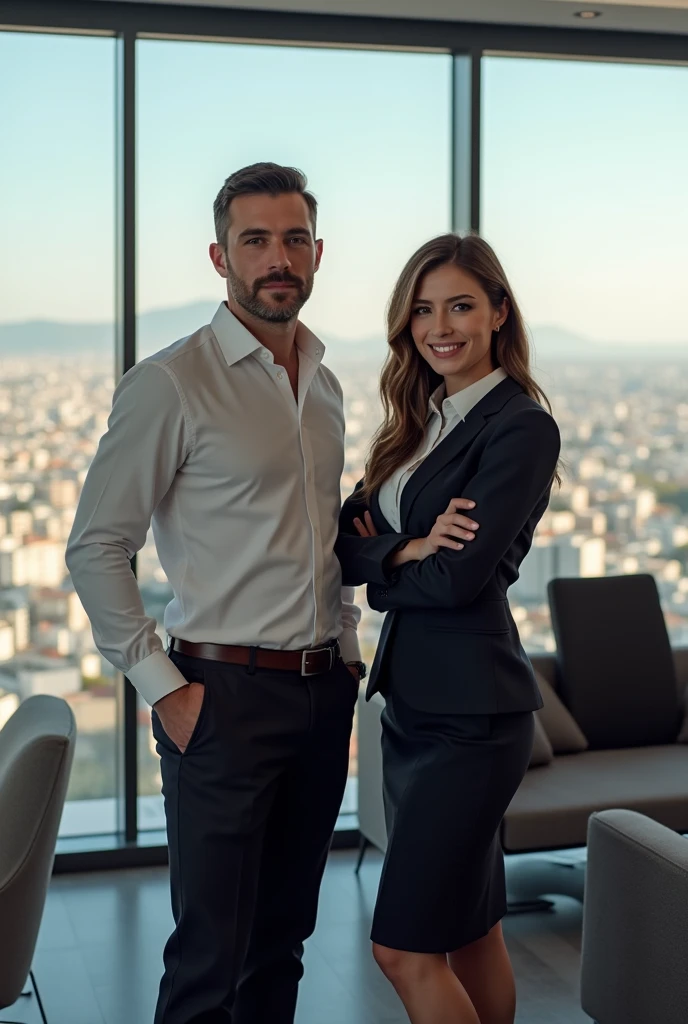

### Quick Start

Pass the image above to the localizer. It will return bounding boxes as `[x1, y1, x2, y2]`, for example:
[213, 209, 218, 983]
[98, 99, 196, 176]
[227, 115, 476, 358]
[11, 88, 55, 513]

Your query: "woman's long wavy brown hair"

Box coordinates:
[363, 233, 558, 499]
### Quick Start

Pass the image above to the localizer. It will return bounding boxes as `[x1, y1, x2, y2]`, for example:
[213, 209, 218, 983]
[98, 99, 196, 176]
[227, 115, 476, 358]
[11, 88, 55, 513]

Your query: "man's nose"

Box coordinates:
[267, 242, 292, 273]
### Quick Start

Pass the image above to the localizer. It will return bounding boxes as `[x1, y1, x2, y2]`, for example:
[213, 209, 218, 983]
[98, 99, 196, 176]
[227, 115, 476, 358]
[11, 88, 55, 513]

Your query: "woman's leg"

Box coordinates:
[447, 922, 516, 1024]
[373, 943, 481, 1024]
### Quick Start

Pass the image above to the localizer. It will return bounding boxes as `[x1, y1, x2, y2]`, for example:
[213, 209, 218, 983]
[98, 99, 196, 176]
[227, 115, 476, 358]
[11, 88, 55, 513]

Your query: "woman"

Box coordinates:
[335, 233, 561, 1024]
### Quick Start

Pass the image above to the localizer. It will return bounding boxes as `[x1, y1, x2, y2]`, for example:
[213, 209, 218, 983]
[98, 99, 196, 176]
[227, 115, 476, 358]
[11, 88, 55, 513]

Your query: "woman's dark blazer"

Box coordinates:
[335, 376, 561, 715]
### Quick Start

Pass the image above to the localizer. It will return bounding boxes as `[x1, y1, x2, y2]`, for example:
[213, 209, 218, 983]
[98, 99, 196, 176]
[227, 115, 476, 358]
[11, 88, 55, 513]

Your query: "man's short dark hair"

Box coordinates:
[213, 162, 318, 246]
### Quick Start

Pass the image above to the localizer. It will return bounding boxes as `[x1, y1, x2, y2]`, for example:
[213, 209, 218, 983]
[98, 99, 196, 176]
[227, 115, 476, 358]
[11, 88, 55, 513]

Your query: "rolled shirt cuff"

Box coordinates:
[126, 648, 189, 707]
[338, 626, 362, 665]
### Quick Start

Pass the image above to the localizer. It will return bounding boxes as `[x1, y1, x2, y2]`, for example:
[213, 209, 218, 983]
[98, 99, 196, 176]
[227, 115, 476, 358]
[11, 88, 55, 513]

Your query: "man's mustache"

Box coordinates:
[253, 272, 304, 295]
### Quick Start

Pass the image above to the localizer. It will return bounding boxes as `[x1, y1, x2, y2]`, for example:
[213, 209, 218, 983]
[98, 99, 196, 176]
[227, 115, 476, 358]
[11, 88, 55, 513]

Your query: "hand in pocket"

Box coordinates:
[154, 682, 206, 754]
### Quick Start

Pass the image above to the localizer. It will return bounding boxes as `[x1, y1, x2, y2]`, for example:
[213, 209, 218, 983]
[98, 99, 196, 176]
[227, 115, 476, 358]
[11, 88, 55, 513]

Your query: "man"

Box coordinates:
[66, 163, 365, 1024]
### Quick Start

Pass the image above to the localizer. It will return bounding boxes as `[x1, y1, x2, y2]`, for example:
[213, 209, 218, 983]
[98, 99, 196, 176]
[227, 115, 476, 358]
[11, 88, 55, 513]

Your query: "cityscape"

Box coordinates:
[1, 323, 687, 833]
[3, 28, 687, 837]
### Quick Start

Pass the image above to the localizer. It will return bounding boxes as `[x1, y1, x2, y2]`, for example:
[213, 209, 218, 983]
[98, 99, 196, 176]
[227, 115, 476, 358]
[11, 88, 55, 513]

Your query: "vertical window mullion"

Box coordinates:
[451, 50, 482, 236]
[115, 28, 138, 845]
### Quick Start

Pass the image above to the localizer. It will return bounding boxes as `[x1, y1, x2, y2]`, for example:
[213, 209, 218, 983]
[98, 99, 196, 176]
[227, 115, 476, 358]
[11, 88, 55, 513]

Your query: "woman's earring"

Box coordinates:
[495, 325, 501, 333]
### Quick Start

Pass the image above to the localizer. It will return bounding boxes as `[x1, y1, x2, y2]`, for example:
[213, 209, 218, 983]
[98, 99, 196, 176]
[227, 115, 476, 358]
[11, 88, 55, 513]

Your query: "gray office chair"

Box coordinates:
[0, 695, 77, 1024]
[581, 809, 688, 1024]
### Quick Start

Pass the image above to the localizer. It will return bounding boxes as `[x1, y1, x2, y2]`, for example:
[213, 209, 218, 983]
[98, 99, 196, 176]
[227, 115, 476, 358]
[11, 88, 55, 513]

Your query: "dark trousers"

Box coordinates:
[152, 649, 358, 1024]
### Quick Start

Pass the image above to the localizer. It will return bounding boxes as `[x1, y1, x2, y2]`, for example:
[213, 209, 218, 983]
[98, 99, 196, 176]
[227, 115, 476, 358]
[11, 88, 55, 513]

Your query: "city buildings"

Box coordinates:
[1, 347, 687, 819]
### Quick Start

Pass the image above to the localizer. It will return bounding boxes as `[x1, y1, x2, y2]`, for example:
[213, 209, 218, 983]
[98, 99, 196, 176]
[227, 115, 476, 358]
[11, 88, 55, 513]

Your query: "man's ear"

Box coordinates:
[209, 242, 229, 279]
[314, 238, 324, 273]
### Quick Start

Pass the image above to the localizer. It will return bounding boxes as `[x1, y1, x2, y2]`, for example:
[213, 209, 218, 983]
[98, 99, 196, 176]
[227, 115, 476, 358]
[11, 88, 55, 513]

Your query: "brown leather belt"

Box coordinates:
[170, 638, 340, 677]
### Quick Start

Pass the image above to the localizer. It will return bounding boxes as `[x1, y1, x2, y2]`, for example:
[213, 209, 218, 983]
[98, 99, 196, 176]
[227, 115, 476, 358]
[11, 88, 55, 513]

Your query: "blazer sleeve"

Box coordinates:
[366, 407, 561, 612]
[335, 479, 414, 587]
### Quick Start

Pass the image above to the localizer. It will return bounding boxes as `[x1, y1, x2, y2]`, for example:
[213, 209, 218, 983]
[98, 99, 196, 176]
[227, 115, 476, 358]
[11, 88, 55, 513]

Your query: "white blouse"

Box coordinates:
[377, 367, 508, 533]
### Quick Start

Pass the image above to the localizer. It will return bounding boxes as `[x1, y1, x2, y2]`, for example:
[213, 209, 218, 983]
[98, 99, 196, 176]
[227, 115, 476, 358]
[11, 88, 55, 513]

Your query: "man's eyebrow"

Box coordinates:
[237, 226, 312, 239]
[237, 227, 270, 239]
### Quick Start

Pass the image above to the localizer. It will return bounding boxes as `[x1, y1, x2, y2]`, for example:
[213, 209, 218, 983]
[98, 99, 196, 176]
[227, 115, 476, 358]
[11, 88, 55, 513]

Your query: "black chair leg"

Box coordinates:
[31, 971, 48, 1024]
[354, 835, 369, 874]
[8, 970, 47, 1024]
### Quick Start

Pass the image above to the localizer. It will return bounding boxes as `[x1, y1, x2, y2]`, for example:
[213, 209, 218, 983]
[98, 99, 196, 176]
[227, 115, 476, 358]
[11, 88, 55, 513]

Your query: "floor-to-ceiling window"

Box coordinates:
[481, 55, 688, 651]
[2, 6, 685, 855]
[0, 29, 119, 836]
[134, 39, 453, 827]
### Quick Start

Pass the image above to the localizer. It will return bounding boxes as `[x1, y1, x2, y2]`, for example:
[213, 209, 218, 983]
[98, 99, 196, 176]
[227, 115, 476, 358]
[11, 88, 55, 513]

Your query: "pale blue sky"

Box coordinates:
[482, 55, 688, 345]
[1, 31, 687, 345]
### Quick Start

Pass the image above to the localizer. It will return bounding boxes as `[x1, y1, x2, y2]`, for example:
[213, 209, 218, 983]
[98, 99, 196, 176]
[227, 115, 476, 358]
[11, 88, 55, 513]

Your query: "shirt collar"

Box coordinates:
[210, 301, 326, 368]
[429, 366, 508, 422]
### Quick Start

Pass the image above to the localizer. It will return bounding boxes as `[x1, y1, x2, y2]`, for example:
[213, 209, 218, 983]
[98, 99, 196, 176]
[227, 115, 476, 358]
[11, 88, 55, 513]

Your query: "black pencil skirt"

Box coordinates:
[370, 686, 534, 954]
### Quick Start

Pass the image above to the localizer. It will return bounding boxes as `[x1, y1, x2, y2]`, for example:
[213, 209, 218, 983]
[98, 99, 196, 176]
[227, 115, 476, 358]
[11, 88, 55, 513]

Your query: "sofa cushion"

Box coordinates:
[548, 575, 679, 749]
[530, 653, 557, 687]
[529, 714, 554, 767]
[534, 671, 588, 754]
[503, 745, 688, 852]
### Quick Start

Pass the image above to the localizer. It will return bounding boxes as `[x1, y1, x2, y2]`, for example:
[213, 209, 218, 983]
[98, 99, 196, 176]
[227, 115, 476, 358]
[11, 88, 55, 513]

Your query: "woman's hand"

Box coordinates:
[390, 498, 479, 566]
[353, 511, 379, 538]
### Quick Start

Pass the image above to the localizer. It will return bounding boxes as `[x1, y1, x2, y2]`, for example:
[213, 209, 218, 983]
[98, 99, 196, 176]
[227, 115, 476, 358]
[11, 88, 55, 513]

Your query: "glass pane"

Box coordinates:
[136, 39, 452, 824]
[0, 31, 117, 835]
[482, 56, 688, 650]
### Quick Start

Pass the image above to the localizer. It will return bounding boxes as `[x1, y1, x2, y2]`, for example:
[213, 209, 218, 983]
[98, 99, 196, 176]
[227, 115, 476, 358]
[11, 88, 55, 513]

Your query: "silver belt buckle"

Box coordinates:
[301, 645, 334, 677]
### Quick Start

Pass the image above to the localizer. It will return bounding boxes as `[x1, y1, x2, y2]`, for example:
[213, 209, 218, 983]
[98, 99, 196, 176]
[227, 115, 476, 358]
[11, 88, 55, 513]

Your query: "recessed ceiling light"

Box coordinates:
[575, 10, 602, 17]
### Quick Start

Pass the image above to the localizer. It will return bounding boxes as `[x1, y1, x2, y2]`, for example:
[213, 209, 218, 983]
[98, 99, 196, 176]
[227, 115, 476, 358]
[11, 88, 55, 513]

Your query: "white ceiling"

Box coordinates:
[100, 0, 688, 36]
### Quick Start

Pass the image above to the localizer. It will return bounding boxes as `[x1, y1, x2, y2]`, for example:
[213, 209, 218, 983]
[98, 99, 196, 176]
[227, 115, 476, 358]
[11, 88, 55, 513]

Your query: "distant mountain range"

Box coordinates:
[0, 302, 686, 363]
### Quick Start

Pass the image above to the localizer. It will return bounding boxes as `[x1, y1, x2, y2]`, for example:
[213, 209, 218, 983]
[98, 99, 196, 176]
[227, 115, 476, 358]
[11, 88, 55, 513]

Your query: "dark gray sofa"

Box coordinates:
[502, 646, 688, 854]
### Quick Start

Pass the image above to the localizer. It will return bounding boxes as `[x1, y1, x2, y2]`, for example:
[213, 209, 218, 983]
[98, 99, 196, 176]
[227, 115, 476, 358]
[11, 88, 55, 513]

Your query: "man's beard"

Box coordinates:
[227, 261, 314, 324]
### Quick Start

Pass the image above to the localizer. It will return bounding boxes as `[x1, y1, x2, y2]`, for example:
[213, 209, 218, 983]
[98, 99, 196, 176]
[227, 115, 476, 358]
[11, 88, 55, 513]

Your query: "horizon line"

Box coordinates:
[1, 307, 687, 349]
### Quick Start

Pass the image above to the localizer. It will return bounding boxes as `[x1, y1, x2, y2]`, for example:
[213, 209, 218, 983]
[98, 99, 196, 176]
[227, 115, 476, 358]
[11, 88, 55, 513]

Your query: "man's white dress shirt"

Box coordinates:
[66, 302, 361, 707]
[378, 367, 507, 532]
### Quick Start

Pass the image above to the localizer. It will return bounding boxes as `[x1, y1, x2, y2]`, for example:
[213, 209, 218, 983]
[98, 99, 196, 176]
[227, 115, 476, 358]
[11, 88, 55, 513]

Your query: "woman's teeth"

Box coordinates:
[430, 342, 465, 354]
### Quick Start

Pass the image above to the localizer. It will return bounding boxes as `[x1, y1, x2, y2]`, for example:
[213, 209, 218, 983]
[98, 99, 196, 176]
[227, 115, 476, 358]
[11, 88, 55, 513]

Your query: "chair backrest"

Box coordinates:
[548, 574, 679, 749]
[0, 695, 76, 1008]
[582, 809, 688, 1024]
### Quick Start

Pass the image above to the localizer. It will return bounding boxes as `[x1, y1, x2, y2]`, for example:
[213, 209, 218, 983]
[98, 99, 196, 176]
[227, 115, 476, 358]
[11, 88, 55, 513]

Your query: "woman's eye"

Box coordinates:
[453, 303, 471, 312]
[412, 306, 431, 316]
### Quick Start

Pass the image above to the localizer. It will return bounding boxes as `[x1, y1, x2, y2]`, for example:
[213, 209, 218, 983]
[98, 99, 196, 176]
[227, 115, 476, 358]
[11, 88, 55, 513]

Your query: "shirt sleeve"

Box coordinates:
[366, 407, 561, 613]
[65, 361, 194, 706]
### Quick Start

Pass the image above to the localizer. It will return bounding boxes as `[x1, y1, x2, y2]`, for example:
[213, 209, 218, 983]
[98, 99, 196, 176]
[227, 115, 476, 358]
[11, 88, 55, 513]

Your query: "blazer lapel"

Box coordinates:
[399, 413, 485, 529]
[399, 376, 523, 530]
